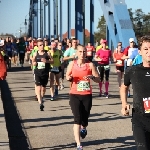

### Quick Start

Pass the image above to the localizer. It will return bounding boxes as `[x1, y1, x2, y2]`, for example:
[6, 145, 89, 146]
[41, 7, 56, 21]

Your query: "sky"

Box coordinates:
[0, 0, 150, 37]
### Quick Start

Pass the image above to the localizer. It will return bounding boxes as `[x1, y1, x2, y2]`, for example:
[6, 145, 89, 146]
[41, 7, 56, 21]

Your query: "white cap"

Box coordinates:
[129, 38, 134, 43]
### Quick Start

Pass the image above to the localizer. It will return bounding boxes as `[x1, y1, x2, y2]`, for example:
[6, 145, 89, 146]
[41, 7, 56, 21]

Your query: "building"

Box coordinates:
[62, 29, 90, 39]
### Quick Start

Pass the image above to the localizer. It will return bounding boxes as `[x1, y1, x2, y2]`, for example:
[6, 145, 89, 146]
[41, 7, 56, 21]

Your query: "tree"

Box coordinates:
[94, 15, 106, 42]
[95, 9, 150, 45]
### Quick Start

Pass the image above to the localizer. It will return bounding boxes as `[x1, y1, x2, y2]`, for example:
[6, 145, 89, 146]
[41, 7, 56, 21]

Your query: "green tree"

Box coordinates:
[94, 15, 106, 43]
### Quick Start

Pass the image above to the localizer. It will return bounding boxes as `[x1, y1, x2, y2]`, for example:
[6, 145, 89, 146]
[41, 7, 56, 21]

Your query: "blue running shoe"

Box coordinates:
[80, 128, 87, 139]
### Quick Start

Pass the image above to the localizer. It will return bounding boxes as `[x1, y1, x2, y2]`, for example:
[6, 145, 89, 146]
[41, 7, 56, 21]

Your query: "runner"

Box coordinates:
[63, 38, 78, 63]
[18, 37, 26, 67]
[44, 39, 50, 51]
[120, 35, 150, 150]
[32, 39, 52, 111]
[95, 40, 112, 98]
[57, 42, 65, 90]
[11, 38, 18, 66]
[30, 44, 39, 100]
[86, 42, 95, 62]
[49, 41, 62, 100]
[132, 50, 142, 66]
[113, 45, 124, 88]
[122, 38, 139, 97]
[4, 40, 13, 69]
[66, 45, 100, 150]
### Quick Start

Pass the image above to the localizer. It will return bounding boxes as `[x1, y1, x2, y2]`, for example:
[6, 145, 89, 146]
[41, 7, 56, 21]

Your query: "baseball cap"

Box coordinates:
[101, 40, 107, 43]
[129, 38, 134, 43]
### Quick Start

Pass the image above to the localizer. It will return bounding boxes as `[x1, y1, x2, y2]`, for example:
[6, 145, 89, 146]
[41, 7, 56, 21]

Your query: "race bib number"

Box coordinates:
[38, 62, 45, 69]
[20, 51, 24, 53]
[51, 67, 59, 72]
[87, 51, 92, 56]
[7, 48, 11, 51]
[116, 60, 122, 65]
[143, 98, 150, 113]
[77, 81, 90, 91]
[104, 65, 110, 70]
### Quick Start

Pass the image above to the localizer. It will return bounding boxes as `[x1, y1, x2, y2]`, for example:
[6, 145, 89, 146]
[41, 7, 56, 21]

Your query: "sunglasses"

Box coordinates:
[39, 44, 44, 46]
[79, 51, 86, 53]
[58, 45, 62, 46]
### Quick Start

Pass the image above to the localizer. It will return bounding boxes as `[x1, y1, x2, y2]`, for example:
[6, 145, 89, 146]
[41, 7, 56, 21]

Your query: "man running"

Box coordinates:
[18, 37, 26, 67]
[120, 35, 150, 150]
[32, 39, 52, 111]
[49, 41, 62, 100]
[63, 38, 78, 63]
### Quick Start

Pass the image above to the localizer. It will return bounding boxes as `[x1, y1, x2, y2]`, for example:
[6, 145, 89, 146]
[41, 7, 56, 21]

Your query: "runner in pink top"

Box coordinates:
[66, 45, 100, 150]
[95, 40, 112, 98]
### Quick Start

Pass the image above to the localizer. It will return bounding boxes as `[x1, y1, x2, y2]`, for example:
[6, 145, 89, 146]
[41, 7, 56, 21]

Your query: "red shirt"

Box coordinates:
[86, 46, 95, 56]
[96, 49, 111, 64]
[114, 52, 124, 66]
[70, 61, 92, 95]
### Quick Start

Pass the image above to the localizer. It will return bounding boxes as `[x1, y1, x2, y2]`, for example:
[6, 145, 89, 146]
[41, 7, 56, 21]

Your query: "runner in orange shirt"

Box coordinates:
[86, 42, 95, 62]
[66, 45, 100, 150]
[113, 45, 124, 88]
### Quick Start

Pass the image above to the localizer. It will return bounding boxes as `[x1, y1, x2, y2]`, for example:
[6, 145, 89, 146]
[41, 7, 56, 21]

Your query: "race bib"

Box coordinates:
[87, 51, 92, 56]
[20, 51, 24, 53]
[7, 48, 11, 51]
[104, 65, 110, 70]
[143, 98, 150, 113]
[38, 62, 45, 69]
[51, 67, 59, 72]
[116, 60, 122, 65]
[77, 81, 90, 91]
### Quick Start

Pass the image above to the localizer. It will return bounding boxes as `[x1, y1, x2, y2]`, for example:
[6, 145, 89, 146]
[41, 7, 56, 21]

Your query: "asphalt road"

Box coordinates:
[0, 63, 136, 150]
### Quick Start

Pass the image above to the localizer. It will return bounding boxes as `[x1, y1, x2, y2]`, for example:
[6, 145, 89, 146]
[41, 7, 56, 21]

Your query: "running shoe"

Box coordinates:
[104, 92, 109, 98]
[60, 84, 64, 90]
[50, 96, 54, 101]
[99, 92, 102, 97]
[40, 104, 44, 111]
[80, 128, 87, 139]
[77, 145, 83, 150]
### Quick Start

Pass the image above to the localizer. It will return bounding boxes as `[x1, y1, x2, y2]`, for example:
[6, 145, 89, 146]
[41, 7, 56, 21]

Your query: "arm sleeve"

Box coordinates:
[124, 67, 131, 86]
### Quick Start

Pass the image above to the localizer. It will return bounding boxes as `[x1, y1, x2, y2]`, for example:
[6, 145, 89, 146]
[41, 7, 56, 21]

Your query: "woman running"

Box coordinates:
[95, 40, 112, 98]
[113, 45, 124, 88]
[66, 45, 100, 150]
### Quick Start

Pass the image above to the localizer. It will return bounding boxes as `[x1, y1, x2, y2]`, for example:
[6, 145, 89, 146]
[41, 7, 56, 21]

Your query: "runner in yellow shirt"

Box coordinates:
[96, 38, 109, 52]
[44, 40, 50, 51]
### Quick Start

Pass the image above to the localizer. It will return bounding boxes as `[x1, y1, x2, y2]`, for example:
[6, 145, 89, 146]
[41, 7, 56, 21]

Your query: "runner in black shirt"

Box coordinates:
[32, 39, 53, 111]
[120, 36, 150, 150]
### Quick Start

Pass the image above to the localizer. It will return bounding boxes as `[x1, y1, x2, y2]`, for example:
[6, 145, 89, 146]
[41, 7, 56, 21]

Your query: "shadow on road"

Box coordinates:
[0, 80, 31, 150]
[7, 66, 31, 73]
[32, 135, 136, 150]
